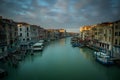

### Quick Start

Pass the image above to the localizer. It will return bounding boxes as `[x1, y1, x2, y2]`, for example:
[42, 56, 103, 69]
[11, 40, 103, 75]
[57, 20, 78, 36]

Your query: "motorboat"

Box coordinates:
[94, 51, 113, 65]
[32, 42, 44, 51]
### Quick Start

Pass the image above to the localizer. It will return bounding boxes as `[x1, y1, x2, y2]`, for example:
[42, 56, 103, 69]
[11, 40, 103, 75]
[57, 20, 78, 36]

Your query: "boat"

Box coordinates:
[71, 37, 78, 43]
[94, 51, 113, 65]
[71, 37, 85, 48]
[32, 42, 44, 51]
[72, 43, 83, 47]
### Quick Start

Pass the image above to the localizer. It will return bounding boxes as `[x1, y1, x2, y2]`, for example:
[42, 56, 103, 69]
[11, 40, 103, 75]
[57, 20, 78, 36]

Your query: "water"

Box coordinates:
[1, 37, 120, 80]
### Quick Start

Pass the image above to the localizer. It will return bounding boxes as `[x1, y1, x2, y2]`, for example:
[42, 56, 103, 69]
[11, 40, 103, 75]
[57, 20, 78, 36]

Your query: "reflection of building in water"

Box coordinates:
[80, 48, 93, 60]
[59, 39, 65, 46]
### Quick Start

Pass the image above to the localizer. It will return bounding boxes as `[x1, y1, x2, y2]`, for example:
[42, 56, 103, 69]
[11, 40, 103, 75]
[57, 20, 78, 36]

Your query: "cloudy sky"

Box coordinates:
[0, 0, 120, 32]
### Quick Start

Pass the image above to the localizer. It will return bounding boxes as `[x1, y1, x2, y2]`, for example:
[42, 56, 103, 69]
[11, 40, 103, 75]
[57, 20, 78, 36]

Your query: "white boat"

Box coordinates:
[94, 51, 113, 65]
[38, 40, 44, 43]
[32, 42, 44, 51]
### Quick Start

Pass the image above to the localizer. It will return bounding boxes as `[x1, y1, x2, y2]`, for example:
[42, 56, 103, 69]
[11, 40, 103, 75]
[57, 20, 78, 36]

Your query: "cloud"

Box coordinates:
[0, 0, 120, 32]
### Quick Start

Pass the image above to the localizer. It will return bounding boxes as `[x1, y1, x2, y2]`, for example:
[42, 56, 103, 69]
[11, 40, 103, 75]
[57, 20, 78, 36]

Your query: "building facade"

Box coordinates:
[0, 17, 19, 57]
[80, 21, 120, 59]
[17, 22, 32, 50]
[95, 23, 113, 56]
[113, 20, 120, 58]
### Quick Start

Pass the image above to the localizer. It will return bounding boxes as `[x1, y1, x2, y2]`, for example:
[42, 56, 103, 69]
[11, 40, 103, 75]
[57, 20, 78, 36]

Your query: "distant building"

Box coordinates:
[30, 25, 39, 43]
[38, 27, 46, 40]
[46, 28, 67, 41]
[46, 29, 56, 40]
[59, 29, 66, 38]
[80, 26, 92, 40]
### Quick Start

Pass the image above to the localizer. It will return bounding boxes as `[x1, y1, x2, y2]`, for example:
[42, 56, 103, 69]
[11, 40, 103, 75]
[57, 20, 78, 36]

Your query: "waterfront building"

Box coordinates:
[59, 29, 66, 38]
[53, 29, 60, 39]
[113, 20, 120, 59]
[0, 17, 19, 57]
[17, 22, 31, 43]
[46, 29, 56, 40]
[46, 29, 67, 40]
[80, 26, 92, 41]
[38, 27, 46, 40]
[17, 22, 47, 50]
[95, 23, 113, 56]
[80, 22, 114, 56]
[17, 22, 32, 50]
[30, 25, 39, 43]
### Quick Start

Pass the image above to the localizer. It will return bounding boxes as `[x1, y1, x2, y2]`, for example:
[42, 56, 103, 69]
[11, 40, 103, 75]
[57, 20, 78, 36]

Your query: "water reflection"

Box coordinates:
[59, 38, 65, 46]
[80, 48, 94, 60]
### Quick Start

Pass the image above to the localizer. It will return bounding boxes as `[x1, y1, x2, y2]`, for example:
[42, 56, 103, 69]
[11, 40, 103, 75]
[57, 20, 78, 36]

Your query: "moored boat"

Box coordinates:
[94, 51, 113, 65]
[32, 42, 44, 51]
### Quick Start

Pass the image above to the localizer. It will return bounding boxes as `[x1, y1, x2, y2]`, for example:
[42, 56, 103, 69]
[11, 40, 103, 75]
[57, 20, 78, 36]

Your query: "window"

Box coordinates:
[115, 32, 118, 36]
[95, 32, 97, 35]
[115, 39, 117, 45]
[100, 43, 101, 47]
[107, 45, 109, 49]
[27, 27, 29, 31]
[27, 38, 29, 41]
[20, 33, 22, 37]
[20, 28, 22, 31]
[27, 33, 29, 37]
[23, 39, 25, 41]
[102, 44, 104, 47]
[115, 25, 118, 29]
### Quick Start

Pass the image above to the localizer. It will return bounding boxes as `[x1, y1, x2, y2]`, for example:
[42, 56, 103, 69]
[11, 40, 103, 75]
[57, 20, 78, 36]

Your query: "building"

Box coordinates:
[0, 17, 19, 57]
[38, 27, 46, 40]
[17, 22, 32, 50]
[94, 23, 113, 56]
[59, 29, 66, 38]
[46, 29, 56, 40]
[80, 26, 92, 40]
[17, 22, 47, 50]
[80, 22, 114, 56]
[30, 25, 39, 43]
[17, 22, 31, 43]
[113, 20, 120, 59]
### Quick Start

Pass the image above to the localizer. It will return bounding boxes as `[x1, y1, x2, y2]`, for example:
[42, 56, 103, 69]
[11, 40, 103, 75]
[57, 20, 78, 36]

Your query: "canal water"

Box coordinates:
[2, 37, 120, 80]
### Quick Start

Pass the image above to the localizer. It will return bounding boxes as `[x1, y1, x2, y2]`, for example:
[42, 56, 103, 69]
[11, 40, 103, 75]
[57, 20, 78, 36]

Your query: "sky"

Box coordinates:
[0, 0, 120, 32]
